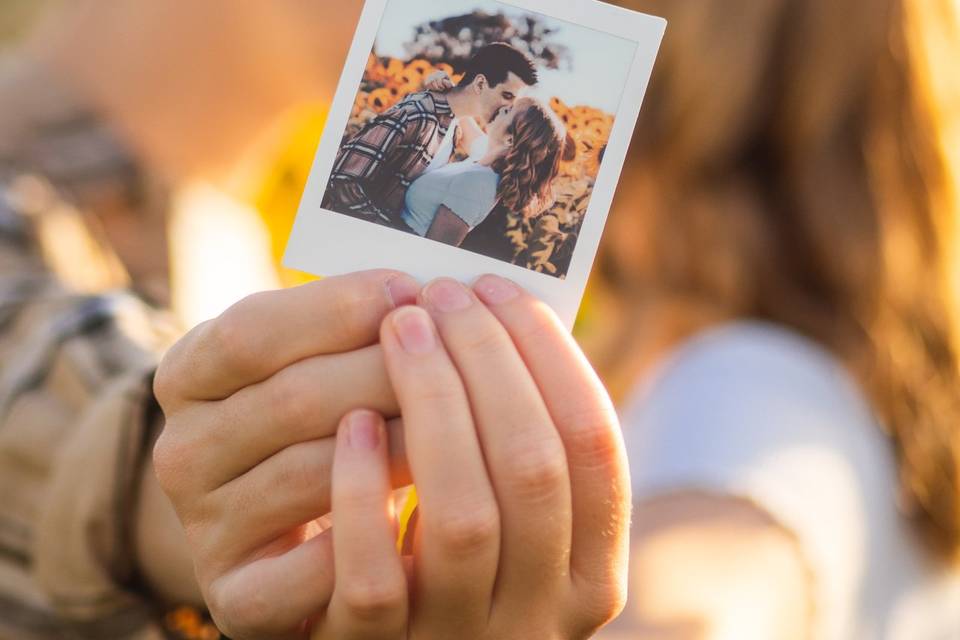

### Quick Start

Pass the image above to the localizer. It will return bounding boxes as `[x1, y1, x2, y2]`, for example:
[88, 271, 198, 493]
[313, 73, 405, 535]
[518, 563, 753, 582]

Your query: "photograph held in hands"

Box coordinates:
[285, 0, 665, 327]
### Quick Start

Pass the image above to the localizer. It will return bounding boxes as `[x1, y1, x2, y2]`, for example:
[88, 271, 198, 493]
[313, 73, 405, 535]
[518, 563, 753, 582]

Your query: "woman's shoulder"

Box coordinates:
[629, 320, 874, 427]
[441, 163, 499, 205]
[621, 325, 953, 639]
[448, 161, 499, 180]
[624, 320, 894, 494]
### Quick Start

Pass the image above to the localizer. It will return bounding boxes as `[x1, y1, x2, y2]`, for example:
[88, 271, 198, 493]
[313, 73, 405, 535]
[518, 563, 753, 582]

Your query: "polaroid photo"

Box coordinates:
[284, 0, 666, 328]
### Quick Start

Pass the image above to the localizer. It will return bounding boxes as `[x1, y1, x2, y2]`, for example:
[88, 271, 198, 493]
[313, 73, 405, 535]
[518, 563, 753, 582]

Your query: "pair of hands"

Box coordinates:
[153, 271, 630, 639]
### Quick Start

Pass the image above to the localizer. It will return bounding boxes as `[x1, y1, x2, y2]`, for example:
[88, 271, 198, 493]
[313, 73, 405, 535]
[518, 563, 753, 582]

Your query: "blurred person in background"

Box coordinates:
[0, 0, 365, 637]
[3, 0, 960, 639]
[589, 0, 960, 637]
[0, 2, 631, 639]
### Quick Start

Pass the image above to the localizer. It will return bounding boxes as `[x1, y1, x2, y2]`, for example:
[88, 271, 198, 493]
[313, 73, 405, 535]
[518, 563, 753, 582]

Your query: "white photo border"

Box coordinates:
[284, 0, 666, 329]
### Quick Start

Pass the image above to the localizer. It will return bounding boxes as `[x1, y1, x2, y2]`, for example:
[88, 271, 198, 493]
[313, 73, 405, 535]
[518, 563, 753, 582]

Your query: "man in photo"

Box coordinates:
[322, 42, 539, 226]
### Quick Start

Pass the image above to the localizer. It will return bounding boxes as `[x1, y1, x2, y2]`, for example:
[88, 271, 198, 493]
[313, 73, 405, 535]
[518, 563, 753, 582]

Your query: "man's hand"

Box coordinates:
[422, 70, 455, 93]
[152, 270, 419, 639]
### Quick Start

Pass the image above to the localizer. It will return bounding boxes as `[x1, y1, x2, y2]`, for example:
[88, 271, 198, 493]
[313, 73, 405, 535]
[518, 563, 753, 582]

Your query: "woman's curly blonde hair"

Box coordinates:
[492, 99, 567, 218]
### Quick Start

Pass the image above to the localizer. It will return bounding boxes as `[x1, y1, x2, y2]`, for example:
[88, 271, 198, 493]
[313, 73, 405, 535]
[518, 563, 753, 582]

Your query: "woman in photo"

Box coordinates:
[400, 96, 567, 247]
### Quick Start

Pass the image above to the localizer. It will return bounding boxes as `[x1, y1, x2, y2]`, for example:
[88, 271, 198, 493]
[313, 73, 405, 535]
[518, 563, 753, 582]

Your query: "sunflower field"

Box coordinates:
[347, 52, 613, 279]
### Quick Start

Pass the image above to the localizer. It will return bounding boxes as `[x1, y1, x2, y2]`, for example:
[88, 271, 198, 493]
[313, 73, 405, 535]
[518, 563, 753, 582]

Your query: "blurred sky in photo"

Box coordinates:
[374, 0, 637, 114]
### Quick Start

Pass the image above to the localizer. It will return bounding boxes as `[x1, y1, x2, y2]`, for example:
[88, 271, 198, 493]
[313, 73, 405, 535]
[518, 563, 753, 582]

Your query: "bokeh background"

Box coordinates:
[2, 2, 960, 639]
[2, 0, 957, 328]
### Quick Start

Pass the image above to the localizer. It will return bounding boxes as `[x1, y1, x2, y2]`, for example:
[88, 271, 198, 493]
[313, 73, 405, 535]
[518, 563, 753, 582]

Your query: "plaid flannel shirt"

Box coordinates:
[322, 91, 455, 224]
[0, 56, 221, 640]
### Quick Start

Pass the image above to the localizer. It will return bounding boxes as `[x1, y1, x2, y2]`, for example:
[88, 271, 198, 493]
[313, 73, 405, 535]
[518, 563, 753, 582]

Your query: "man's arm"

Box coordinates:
[324, 110, 410, 222]
[611, 492, 812, 639]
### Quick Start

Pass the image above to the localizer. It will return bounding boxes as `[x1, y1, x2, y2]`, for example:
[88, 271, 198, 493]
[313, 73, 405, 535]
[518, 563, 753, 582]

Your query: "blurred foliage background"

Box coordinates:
[1, 0, 958, 311]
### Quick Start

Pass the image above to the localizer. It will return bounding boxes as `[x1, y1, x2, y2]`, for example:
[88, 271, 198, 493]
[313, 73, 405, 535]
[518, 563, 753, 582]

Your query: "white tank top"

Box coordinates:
[612, 322, 960, 638]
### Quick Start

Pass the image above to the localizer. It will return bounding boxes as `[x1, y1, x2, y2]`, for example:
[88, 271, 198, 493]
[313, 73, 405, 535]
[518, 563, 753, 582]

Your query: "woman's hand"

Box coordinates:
[422, 70, 455, 92]
[152, 270, 420, 640]
[311, 276, 630, 638]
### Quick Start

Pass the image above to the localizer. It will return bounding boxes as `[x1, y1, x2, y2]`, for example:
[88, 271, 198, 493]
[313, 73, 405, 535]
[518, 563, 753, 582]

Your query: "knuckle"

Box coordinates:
[189, 504, 233, 567]
[274, 443, 331, 494]
[459, 322, 510, 357]
[152, 358, 177, 409]
[207, 575, 281, 638]
[503, 442, 568, 502]
[265, 366, 315, 429]
[154, 324, 209, 408]
[326, 279, 382, 341]
[339, 578, 406, 621]
[210, 301, 259, 375]
[203, 580, 234, 629]
[409, 380, 464, 410]
[336, 477, 384, 511]
[576, 581, 628, 631]
[152, 432, 191, 497]
[433, 503, 500, 555]
[561, 407, 621, 470]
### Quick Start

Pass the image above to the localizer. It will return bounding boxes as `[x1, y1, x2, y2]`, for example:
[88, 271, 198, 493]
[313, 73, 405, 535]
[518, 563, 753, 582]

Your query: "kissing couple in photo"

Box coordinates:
[323, 42, 573, 248]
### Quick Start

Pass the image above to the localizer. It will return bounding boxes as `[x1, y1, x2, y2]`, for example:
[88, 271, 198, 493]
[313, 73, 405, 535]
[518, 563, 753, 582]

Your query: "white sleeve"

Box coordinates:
[622, 324, 897, 639]
[440, 171, 498, 228]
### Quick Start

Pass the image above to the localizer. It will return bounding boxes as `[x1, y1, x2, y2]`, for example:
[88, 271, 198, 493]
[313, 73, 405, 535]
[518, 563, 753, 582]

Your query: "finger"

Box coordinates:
[200, 420, 412, 568]
[419, 279, 572, 600]
[200, 438, 336, 573]
[473, 275, 630, 597]
[205, 528, 335, 640]
[380, 306, 499, 634]
[189, 425, 408, 565]
[170, 345, 398, 489]
[155, 270, 419, 409]
[320, 411, 407, 640]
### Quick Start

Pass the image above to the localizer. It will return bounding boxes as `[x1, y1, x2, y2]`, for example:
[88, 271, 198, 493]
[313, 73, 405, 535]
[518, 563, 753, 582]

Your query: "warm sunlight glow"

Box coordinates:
[169, 183, 282, 327]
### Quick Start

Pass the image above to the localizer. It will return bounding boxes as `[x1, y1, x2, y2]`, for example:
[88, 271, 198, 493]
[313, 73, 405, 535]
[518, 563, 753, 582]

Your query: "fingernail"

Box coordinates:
[423, 279, 473, 313]
[347, 411, 381, 451]
[392, 307, 437, 354]
[474, 275, 520, 305]
[386, 274, 420, 308]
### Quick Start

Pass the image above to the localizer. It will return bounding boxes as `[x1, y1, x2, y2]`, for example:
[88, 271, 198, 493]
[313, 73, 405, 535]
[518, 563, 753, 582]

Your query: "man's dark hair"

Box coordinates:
[459, 43, 538, 89]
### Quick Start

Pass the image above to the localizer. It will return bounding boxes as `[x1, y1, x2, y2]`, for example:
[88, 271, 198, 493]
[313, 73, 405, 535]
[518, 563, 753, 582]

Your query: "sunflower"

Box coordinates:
[385, 58, 406, 78]
[368, 88, 395, 113]
[408, 59, 434, 77]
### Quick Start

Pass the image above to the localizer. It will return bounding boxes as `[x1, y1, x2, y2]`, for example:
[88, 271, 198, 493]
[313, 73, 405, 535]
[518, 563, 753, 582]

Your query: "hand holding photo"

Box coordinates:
[285, 0, 665, 327]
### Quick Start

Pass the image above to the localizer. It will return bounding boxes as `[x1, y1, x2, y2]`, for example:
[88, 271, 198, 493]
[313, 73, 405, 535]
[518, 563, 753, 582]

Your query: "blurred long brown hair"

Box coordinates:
[591, 0, 960, 559]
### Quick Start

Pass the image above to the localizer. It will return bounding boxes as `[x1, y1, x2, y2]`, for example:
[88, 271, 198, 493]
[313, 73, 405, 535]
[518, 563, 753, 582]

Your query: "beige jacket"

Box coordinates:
[0, 56, 214, 640]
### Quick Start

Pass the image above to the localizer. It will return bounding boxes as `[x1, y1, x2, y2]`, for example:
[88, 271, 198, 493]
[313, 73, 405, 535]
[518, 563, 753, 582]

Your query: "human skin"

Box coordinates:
[26, 0, 364, 180]
[445, 71, 531, 126]
[424, 102, 516, 246]
[154, 272, 631, 638]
